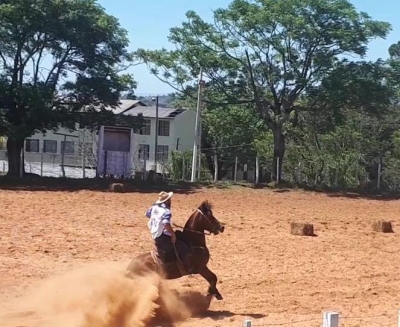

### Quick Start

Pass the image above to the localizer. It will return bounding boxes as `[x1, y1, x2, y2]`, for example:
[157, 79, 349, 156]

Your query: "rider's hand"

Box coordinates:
[164, 223, 176, 243]
[171, 233, 176, 243]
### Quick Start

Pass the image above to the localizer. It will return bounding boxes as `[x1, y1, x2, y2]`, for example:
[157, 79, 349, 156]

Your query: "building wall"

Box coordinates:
[0, 124, 98, 168]
[132, 111, 196, 173]
[136, 118, 177, 159]
[172, 108, 197, 152]
[0, 110, 197, 175]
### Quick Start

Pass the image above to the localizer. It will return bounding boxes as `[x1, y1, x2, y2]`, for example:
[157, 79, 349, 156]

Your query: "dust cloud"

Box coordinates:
[0, 261, 212, 327]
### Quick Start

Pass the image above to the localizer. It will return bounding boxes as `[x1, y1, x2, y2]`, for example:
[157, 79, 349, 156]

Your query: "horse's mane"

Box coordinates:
[183, 200, 213, 230]
[198, 200, 213, 212]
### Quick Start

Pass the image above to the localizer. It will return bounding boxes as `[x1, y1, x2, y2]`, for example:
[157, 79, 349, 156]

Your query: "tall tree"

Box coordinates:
[287, 50, 400, 188]
[135, 0, 391, 181]
[0, 0, 136, 176]
[173, 87, 267, 180]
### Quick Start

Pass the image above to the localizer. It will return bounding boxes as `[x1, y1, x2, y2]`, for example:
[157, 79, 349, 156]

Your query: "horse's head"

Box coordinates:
[196, 200, 225, 235]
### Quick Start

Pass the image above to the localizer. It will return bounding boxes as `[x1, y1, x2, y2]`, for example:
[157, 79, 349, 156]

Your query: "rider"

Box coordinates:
[145, 191, 192, 274]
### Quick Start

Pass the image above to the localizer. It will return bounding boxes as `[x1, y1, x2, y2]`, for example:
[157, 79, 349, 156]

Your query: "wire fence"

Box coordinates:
[0, 146, 390, 187]
[0, 148, 97, 179]
[1, 137, 399, 192]
[156, 148, 392, 190]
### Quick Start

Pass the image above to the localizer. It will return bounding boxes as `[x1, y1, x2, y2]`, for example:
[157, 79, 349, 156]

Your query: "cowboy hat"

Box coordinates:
[155, 191, 174, 204]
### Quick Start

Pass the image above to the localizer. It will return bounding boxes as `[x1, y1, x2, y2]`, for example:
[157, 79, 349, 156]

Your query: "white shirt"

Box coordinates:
[145, 203, 173, 239]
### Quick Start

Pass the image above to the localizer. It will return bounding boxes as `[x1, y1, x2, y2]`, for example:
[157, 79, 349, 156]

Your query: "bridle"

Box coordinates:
[173, 209, 220, 236]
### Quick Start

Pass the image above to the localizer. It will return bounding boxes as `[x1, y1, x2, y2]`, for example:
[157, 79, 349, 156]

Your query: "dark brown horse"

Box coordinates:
[126, 200, 225, 300]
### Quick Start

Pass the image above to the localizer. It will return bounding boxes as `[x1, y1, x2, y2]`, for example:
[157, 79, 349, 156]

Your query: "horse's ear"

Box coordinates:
[199, 200, 206, 210]
[200, 200, 213, 210]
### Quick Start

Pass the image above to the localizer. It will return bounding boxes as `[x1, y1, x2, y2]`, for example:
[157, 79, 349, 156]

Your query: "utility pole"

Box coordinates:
[191, 68, 203, 182]
[152, 96, 159, 173]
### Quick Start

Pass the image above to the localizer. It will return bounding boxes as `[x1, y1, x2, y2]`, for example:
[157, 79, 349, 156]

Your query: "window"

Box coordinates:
[25, 139, 39, 153]
[158, 120, 170, 136]
[157, 145, 169, 161]
[61, 141, 75, 155]
[43, 140, 57, 153]
[138, 144, 149, 160]
[139, 119, 151, 135]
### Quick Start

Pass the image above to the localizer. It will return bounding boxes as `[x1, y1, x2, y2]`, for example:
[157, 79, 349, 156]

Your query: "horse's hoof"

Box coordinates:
[215, 294, 223, 300]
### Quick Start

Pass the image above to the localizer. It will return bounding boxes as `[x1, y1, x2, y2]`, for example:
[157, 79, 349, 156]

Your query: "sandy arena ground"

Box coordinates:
[1, 186, 400, 327]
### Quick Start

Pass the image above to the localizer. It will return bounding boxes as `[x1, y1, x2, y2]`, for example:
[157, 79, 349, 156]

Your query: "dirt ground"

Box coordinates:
[1, 186, 400, 327]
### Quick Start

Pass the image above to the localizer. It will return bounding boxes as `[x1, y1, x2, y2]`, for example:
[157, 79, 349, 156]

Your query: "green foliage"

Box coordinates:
[168, 150, 192, 181]
[170, 87, 269, 178]
[167, 150, 212, 181]
[203, 104, 264, 158]
[0, 0, 136, 135]
[135, 0, 391, 180]
[305, 60, 396, 120]
[254, 131, 274, 159]
[381, 157, 400, 191]
[136, 0, 391, 104]
[0, 0, 137, 175]
[392, 130, 400, 157]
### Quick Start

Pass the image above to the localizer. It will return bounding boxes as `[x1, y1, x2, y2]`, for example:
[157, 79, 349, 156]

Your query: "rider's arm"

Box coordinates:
[161, 210, 176, 241]
[164, 223, 176, 241]
[145, 208, 152, 218]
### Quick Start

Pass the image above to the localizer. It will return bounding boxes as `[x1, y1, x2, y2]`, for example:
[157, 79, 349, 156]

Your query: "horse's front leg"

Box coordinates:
[198, 266, 223, 300]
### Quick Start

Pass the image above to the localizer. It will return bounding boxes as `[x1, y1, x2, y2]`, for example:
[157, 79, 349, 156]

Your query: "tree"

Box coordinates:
[286, 50, 400, 188]
[0, 0, 136, 176]
[135, 0, 391, 181]
[304, 59, 397, 120]
[202, 103, 266, 180]
[173, 88, 267, 180]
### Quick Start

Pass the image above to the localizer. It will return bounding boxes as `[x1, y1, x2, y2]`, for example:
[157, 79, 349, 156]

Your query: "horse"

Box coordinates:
[126, 200, 225, 300]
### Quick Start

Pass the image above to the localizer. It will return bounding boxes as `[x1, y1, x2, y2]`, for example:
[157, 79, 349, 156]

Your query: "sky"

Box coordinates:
[98, 0, 400, 97]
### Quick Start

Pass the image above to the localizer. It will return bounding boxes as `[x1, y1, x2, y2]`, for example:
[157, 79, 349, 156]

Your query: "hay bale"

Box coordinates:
[290, 222, 315, 236]
[372, 220, 393, 233]
[109, 183, 125, 193]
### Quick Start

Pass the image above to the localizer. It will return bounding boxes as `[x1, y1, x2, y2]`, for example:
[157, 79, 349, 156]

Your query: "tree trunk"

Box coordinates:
[272, 127, 285, 183]
[6, 137, 24, 177]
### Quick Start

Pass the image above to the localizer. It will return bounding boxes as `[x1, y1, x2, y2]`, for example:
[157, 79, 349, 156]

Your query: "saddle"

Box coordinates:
[151, 231, 192, 269]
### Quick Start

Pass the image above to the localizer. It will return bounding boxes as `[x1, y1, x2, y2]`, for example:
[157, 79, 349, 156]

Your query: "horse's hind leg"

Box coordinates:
[198, 266, 223, 300]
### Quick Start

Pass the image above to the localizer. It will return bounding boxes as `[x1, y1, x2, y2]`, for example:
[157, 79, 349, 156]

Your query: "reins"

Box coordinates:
[173, 209, 214, 236]
[172, 209, 213, 274]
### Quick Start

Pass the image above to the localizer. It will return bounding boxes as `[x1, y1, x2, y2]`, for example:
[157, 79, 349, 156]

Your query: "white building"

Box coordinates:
[125, 105, 196, 172]
[0, 99, 197, 175]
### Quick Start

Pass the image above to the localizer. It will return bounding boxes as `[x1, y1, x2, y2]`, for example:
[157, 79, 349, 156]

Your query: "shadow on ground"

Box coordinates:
[0, 175, 204, 194]
[199, 310, 266, 321]
[238, 180, 400, 201]
[0, 174, 250, 194]
[298, 183, 400, 201]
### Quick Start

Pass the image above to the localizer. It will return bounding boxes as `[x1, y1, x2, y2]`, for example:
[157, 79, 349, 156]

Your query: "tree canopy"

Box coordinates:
[135, 0, 392, 181]
[2, 0, 400, 191]
[0, 0, 136, 175]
